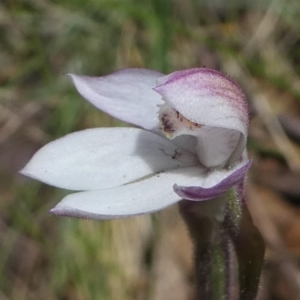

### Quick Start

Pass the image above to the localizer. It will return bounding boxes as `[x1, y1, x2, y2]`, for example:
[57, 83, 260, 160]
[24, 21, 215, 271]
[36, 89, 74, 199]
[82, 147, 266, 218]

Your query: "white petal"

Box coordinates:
[172, 135, 197, 155]
[69, 69, 164, 130]
[50, 167, 206, 219]
[195, 127, 241, 168]
[50, 159, 250, 220]
[20, 128, 199, 191]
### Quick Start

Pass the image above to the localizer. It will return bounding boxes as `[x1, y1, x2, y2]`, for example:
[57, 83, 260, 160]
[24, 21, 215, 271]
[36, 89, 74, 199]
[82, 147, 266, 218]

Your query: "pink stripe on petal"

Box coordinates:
[155, 68, 248, 134]
[155, 68, 249, 167]
[174, 160, 251, 201]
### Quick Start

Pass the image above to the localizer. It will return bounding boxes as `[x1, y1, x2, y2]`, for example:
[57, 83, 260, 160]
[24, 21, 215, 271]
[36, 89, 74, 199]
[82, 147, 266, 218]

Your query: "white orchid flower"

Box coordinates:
[20, 68, 250, 220]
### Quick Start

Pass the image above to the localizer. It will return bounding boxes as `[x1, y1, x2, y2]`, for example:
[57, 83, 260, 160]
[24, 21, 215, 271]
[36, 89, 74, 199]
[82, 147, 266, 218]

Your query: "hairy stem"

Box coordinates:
[179, 188, 264, 300]
[179, 201, 237, 300]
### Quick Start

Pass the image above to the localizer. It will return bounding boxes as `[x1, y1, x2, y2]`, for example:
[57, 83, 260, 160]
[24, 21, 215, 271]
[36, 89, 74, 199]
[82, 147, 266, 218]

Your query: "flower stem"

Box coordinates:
[179, 188, 264, 300]
[193, 222, 236, 300]
[224, 187, 265, 299]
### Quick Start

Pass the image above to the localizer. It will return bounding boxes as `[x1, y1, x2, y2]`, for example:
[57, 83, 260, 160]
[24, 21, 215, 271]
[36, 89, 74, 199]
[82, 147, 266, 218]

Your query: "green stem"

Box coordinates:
[179, 201, 235, 300]
[224, 187, 265, 300]
[210, 240, 226, 300]
[179, 187, 264, 300]
[194, 223, 237, 300]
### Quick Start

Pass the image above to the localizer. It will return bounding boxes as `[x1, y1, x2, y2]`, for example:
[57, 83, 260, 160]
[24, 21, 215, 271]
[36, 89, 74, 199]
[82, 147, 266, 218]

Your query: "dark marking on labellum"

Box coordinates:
[161, 113, 175, 133]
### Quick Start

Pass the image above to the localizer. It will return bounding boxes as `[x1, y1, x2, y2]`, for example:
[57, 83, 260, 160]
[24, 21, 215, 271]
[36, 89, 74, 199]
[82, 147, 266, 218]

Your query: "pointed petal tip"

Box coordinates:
[67, 73, 81, 84]
[18, 166, 33, 178]
[49, 207, 59, 215]
[49, 206, 84, 219]
[18, 163, 47, 183]
[18, 167, 26, 176]
[49, 206, 92, 219]
[66, 73, 77, 79]
[49, 205, 132, 220]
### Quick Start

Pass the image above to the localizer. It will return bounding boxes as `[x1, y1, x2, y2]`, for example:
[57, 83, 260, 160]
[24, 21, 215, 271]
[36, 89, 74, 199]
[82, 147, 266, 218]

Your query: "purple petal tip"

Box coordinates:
[174, 160, 251, 201]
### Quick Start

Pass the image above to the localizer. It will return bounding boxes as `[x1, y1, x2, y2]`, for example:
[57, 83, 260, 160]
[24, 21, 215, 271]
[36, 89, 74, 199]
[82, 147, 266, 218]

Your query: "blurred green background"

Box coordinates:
[2, 0, 300, 299]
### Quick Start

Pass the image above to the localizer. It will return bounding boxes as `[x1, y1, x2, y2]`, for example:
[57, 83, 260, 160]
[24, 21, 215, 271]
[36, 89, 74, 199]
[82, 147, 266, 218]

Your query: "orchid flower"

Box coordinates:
[20, 68, 249, 220]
